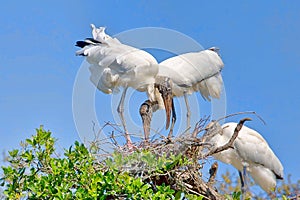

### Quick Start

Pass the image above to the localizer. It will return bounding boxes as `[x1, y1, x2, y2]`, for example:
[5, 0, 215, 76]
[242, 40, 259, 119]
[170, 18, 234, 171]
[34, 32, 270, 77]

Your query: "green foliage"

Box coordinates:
[106, 150, 189, 175]
[2, 126, 298, 199]
[0, 126, 204, 199]
[224, 191, 245, 200]
[184, 194, 204, 200]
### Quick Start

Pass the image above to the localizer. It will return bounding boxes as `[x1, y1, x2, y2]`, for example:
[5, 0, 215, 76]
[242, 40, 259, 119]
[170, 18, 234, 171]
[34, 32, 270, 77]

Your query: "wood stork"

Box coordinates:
[75, 24, 173, 147]
[140, 48, 224, 141]
[204, 121, 284, 193]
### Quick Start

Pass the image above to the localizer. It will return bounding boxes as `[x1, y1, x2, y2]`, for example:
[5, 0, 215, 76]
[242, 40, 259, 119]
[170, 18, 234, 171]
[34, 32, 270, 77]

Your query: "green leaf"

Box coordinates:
[8, 149, 19, 157]
[26, 138, 33, 145]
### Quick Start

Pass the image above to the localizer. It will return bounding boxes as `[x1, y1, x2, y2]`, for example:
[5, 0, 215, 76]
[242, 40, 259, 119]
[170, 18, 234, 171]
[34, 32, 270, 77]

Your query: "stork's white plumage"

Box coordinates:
[159, 49, 224, 99]
[140, 47, 224, 138]
[157, 48, 224, 129]
[205, 122, 284, 193]
[76, 25, 159, 97]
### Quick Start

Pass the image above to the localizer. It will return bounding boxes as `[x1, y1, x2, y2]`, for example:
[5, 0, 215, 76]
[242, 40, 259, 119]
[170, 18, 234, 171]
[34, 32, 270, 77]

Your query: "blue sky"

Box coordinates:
[1, 0, 300, 194]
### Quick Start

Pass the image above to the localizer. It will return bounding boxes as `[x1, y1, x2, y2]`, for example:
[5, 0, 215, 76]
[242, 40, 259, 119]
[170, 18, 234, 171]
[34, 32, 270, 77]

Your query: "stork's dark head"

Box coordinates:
[139, 100, 155, 142]
[204, 120, 223, 141]
[155, 76, 173, 130]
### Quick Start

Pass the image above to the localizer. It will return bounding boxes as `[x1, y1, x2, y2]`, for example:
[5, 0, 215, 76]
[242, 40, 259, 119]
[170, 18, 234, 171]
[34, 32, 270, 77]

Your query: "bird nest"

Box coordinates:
[90, 117, 252, 200]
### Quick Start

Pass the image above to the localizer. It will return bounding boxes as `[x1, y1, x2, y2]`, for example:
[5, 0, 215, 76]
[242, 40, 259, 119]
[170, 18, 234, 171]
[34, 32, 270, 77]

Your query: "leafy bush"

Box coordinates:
[1, 126, 299, 199]
[0, 127, 203, 199]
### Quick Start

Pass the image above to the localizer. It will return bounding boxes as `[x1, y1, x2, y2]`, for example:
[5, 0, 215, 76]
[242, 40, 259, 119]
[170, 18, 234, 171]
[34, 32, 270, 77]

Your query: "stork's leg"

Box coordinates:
[117, 87, 132, 146]
[242, 165, 248, 192]
[239, 170, 246, 194]
[239, 166, 248, 199]
[184, 92, 191, 131]
[167, 98, 176, 139]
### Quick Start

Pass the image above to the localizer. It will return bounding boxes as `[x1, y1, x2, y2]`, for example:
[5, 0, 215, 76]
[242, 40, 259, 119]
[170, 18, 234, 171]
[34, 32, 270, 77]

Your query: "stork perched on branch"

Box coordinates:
[204, 121, 284, 194]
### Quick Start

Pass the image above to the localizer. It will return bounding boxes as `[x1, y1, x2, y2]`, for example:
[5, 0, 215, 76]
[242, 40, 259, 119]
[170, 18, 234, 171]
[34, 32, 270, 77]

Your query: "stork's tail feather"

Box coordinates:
[275, 173, 283, 180]
[196, 72, 223, 101]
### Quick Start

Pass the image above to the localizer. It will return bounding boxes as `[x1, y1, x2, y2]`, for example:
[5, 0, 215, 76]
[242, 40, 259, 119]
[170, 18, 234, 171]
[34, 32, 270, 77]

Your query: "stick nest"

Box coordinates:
[91, 117, 251, 200]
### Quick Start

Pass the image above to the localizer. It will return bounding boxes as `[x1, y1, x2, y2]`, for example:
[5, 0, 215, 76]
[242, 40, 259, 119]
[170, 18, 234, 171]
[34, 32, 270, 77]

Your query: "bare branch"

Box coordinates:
[192, 116, 210, 138]
[215, 111, 265, 125]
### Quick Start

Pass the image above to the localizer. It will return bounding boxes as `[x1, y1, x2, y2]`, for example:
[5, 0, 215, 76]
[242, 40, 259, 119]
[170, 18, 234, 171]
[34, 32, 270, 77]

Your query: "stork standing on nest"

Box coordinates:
[140, 47, 224, 142]
[76, 24, 174, 148]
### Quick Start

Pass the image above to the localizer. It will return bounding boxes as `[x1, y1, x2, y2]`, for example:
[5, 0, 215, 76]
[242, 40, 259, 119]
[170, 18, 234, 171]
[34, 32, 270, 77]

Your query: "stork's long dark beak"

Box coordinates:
[155, 77, 173, 130]
[162, 91, 172, 129]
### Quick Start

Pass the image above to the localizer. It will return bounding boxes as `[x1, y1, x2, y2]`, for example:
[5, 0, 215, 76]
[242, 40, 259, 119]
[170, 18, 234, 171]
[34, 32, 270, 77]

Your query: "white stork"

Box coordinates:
[140, 48, 224, 141]
[204, 122, 284, 194]
[75, 25, 166, 147]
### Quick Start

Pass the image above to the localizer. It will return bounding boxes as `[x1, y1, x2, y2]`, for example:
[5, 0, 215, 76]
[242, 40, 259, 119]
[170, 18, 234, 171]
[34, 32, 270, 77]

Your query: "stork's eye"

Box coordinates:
[145, 104, 150, 113]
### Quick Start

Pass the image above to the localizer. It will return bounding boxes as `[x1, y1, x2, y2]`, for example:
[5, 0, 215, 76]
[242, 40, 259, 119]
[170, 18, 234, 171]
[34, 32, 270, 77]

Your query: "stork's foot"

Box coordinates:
[163, 136, 173, 144]
[138, 140, 150, 149]
[126, 142, 135, 149]
[167, 129, 173, 139]
[123, 132, 136, 151]
[124, 141, 137, 151]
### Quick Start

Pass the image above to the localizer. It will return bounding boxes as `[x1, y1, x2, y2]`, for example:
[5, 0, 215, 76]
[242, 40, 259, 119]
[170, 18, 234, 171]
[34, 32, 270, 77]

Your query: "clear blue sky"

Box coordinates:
[1, 0, 299, 194]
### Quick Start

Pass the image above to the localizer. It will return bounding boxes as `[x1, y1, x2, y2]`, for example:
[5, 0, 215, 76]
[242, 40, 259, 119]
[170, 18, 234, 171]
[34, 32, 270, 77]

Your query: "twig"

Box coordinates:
[215, 111, 265, 125]
[110, 131, 118, 147]
[192, 117, 210, 138]
[183, 183, 202, 196]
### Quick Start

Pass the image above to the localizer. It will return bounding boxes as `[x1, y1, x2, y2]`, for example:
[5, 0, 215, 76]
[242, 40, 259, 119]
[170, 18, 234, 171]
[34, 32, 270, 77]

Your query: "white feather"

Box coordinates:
[159, 49, 224, 100]
[77, 25, 159, 100]
[207, 122, 284, 192]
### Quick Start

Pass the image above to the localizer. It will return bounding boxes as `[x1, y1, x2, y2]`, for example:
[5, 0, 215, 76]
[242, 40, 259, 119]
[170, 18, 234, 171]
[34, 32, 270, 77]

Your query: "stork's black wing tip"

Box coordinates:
[75, 41, 86, 48]
[85, 37, 101, 44]
[76, 53, 85, 56]
[75, 38, 102, 48]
